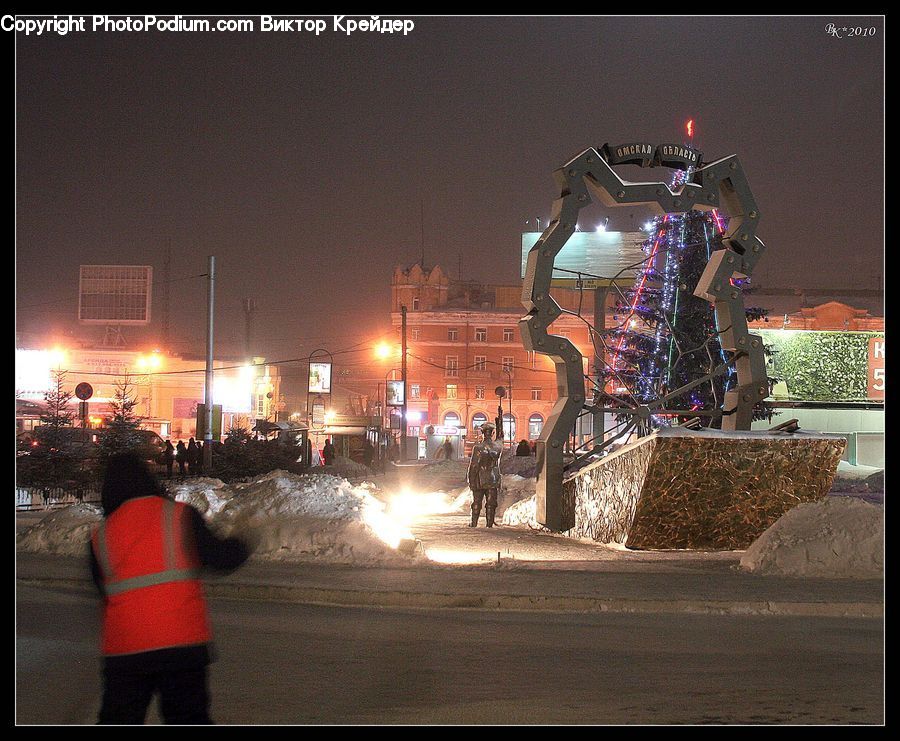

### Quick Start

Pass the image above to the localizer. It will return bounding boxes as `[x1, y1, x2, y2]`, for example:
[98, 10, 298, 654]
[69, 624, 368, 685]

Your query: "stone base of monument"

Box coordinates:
[561, 427, 846, 550]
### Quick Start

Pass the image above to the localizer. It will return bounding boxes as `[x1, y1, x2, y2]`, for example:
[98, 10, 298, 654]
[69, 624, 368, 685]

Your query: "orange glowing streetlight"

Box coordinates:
[374, 342, 392, 360]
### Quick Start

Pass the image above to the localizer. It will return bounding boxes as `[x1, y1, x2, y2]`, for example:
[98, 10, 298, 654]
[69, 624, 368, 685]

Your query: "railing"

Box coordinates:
[15, 487, 101, 511]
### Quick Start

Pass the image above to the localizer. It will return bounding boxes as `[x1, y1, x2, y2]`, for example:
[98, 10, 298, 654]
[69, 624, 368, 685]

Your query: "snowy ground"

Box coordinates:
[15, 458, 883, 577]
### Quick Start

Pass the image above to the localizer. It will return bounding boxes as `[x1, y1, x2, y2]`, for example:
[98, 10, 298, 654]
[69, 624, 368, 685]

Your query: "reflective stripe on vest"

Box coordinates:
[96, 498, 200, 595]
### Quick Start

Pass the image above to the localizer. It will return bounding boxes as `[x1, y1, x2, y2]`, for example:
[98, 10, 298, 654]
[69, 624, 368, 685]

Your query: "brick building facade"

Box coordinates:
[389, 263, 599, 448]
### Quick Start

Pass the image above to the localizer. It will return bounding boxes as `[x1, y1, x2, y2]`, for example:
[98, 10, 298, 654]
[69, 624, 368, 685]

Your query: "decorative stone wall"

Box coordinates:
[563, 429, 846, 550]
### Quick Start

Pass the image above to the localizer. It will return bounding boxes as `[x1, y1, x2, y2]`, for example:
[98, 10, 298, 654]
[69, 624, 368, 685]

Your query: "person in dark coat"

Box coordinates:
[363, 440, 375, 470]
[515, 439, 531, 457]
[88, 453, 252, 724]
[163, 440, 176, 479]
[195, 440, 205, 475]
[175, 441, 187, 477]
[186, 438, 199, 476]
[322, 438, 336, 466]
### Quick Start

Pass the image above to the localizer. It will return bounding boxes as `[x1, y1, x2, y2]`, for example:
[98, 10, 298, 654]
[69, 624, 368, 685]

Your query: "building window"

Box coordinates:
[474, 355, 487, 371]
[446, 356, 459, 377]
[475, 385, 485, 400]
[503, 327, 514, 342]
[528, 413, 544, 439]
[443, 411, 461, 427]
[411, 327, 420, 340]
[502, 413, 516, 441]
[408, 426, 420, 438]
[475, 327, 487, 342]
[256, 394, 267, 418]
[471, 412, 488, 430]
[448, 328, 458, 341]
[446, 384, 458, 399]
[501, 356, 514, 372]
[531, 387, 541, 401]
[410, 384, 420, 399]
[412, 297, 420, 311]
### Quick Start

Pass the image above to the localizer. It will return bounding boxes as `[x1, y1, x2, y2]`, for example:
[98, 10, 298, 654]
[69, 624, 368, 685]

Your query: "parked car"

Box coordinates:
[17, 427, 100, 458]
[17, 427, 166, 464]
[130, 429, 168, 464]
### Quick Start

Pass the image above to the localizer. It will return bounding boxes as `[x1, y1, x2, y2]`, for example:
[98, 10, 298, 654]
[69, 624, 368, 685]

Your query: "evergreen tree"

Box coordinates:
[17, 370, 78, 491]
[98, 374, 145, 461]
[600, 170, 774, 430]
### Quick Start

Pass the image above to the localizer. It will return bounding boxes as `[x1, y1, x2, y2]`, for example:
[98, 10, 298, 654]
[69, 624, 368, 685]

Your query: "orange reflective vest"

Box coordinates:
[91, 496, 211, 656]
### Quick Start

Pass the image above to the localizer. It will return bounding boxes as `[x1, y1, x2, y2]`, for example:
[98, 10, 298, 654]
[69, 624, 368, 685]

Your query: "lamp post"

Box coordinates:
[400, 304, 408, 462]
[384, 367, 402, 463]
[497, 366, 513, 448]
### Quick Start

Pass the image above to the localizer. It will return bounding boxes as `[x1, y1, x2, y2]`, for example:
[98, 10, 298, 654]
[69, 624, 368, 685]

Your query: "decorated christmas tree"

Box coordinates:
[600, 124, 773, 429]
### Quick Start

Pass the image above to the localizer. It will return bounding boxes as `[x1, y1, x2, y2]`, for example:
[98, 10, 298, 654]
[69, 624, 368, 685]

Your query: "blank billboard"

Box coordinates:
[78, 265, 152, 325]
[521, 231, 648, 286]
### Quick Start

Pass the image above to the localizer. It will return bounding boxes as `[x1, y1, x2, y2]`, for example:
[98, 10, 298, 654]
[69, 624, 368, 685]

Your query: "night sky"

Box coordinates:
[15, 15, 884, 388]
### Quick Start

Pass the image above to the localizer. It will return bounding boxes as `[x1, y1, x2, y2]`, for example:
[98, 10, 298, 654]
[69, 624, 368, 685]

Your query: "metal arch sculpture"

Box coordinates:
[519, 145, 768, 532]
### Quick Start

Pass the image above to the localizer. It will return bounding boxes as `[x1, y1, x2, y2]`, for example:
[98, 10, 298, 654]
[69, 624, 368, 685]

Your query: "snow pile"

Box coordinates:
[500, 454, 536, 478]
[17, 471, 419, 566]
[213, 471, 411, 563]
[500, 474, 536, 511]
[323, 456, 370, 478]
[420, 459, 468, 475]
[829, 461, 884, 494]
[168, 477, 232, 516]
[449, 474, 536, 516]
[501, 494, 539, 528]
[741, 497, 884, 578]
[17, 503, 103, 556]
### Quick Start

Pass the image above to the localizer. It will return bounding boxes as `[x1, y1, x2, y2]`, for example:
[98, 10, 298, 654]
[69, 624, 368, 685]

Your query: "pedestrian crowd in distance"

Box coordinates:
[161, 437, 206, 479]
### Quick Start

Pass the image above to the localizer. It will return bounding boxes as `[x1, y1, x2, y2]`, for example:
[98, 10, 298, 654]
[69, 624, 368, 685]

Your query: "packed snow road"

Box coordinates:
[16, 582, 883, 725]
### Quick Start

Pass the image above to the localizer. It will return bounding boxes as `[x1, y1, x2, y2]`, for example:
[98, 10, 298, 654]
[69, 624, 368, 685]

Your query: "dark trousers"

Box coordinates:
[98, 665, 212, 724]
[471, 488, 498, 514]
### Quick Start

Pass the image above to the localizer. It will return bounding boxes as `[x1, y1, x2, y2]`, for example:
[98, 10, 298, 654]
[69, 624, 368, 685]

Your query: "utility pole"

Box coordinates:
[243, 298, 256, 359]
[203, 255, 215, 469]
[162, 239, 171, 347]
[400, 304, 408, 462]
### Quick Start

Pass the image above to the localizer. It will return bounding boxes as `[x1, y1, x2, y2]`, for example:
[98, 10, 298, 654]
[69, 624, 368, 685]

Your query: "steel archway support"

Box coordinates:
[520, 147, 767, 531]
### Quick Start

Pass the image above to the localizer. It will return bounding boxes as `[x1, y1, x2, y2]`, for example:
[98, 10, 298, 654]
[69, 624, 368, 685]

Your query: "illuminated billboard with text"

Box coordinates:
[308, 362, 332, 394]
[386, 380, 404, 406]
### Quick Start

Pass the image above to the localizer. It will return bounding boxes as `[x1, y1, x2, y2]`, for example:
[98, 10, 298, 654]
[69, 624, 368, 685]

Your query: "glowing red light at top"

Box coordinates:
[686, 119, 694, 139]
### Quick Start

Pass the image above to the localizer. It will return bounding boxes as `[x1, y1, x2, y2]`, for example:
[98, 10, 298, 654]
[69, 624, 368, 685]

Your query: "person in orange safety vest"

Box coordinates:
[89, 452, 252, 724]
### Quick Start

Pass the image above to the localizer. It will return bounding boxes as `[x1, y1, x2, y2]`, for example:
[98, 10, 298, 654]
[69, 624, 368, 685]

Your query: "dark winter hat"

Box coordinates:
[101, 452, 165, 516]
